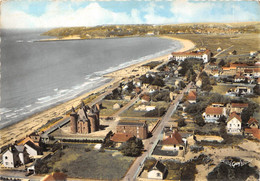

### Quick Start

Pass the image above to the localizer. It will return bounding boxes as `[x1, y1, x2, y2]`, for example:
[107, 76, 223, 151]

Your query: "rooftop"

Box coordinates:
[110, 133, 133, 143]
[205, 107, 223, 115]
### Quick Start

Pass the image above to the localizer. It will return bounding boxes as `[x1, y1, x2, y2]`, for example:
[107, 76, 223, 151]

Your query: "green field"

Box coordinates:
[168, 33, 259, 56]
[100, 100, 129, 116]
[120, 101, 170, 117]
[50, 147, 134, 180]
[212, 84, 233, 95]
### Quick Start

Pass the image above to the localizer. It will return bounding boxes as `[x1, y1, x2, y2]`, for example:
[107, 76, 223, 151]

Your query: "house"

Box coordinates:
[124, 95, 132, 101]
[161, 130, 185, 155]
[110, 133, 133, 147]
[134, 87, 141, 94]
[229, 103, 248, 114]
[147, 161, 167, 180]
[41, 172, 67, 181]
[234, 75, 246, 83]
[187, 91, 196, 103]
[203, 106, 226, 123]
[244, 128, 260, 140]
[149, 85, 160, 93]
[196, 79, 202, 88]
[18, 136, 40, 147]
[113, 103, 121, 110]
[24, 141, 43, 157]
[141, 94, 151, 103]
[171, 49, 211, 63]
[235, 86, 253, 95]
[226, 112, 242, 134]
[134, 105, 156, 112]
[248, 118, 259, 128]
[2, 146, 30, 168]
[133, 78, 142, 87]
[116, 121, 148, 139]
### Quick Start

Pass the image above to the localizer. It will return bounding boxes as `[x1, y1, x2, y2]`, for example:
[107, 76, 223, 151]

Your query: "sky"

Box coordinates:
[1, 0, 260, 29]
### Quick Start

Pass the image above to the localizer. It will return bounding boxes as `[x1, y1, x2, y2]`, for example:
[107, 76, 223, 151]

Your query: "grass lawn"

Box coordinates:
[120, 101, 170, 117]
[50, 147, 134, 180]
[179, 122, 221, 134]
[100, 100, 128, 116]
[212, 84, 233, 95]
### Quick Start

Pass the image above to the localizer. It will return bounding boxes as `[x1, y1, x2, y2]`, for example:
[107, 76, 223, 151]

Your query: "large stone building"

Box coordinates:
[116, 121, 148, 139]
[70, 102, 100, 134]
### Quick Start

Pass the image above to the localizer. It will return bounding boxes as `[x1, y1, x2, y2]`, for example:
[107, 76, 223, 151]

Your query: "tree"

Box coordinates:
[121, 137, 144, 157]
[253, 84, 260, 95]
[151, 77, 165, 87]
[102, 131, 114, 148]
[241, 102, 259, 125]
[177, 118, 187, 127]
[195, 115, 205, 127]
[218, 59, 225, 67]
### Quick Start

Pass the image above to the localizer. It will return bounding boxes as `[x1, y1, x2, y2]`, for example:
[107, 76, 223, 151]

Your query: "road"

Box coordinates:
[123, 82, 192, 181]
[40, 81, 121, 138]
[213, 45, 234, 58]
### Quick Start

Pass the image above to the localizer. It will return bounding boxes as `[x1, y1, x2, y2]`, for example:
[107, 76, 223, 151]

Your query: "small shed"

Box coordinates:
[113, 103, 122, 110]
[148, 160, 167, 180]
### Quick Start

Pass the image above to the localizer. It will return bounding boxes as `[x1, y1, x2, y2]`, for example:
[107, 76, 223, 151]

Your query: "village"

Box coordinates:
[0, 35, 260, 181]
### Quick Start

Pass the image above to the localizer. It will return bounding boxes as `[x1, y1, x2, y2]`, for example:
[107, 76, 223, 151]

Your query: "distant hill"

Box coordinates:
[42, 22, 260, 39]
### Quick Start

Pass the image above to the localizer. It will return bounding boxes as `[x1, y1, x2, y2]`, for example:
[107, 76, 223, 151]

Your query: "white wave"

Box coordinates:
[54, 88, 58, 92]
[0, 108, 12, 115]
[5, 112, 17, 118]
[25, 104, 32, 108]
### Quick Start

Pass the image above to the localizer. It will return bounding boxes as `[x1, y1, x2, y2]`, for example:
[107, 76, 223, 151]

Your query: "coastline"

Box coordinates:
[0, 36, 195, 147]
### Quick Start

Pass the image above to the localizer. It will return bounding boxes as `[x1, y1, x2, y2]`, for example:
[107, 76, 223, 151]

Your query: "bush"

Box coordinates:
[121, 137, 144, 157]
[144, 107, 166, 117]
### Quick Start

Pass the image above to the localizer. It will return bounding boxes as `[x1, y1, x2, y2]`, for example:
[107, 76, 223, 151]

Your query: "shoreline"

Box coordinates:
[0, 36, 195, 148]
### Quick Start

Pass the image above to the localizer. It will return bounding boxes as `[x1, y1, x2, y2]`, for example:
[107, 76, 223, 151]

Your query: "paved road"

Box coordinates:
[123, 82, 192, 181]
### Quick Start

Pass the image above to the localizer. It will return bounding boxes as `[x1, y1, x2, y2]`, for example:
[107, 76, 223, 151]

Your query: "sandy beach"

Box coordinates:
[0, 36, 195, 148]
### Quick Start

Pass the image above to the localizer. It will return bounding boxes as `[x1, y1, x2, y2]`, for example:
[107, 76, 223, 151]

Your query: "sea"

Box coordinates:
[0, 29, 182, 129]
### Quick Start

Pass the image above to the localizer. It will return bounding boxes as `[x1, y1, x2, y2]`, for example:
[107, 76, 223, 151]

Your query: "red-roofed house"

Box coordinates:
[248, 118, 259, 129]
[161, 130, 185, 154]
[110, 133, 134, 147]
[171, 49, 211, 63]
[187, 91, 197, 103]
[226, 113, 242, 134]
[244, 128, 260, 140]
[230, 103, 248, 114]
[203, 106, 227, 123]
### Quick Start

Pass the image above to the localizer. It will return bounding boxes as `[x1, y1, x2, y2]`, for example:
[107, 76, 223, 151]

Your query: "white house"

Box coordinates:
[148, 161, 167, 180]
[234, 86, 253, 95]
[2, 148, 18, 168]
[24, 141, 42, 157]
[203, 106, 226, 123]
[226, 112, 242, 134]
[161, 130, 185, 156]
[2, 146, 30, 168]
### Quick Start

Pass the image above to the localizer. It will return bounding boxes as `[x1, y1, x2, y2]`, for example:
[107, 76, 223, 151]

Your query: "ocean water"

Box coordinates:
[0, 29, 182, 129]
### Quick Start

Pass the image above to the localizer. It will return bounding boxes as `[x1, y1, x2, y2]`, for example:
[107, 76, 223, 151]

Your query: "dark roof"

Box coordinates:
[25, 141, 41, 151]
[118, 121, 146, 126]
[148, 160, 167, 173]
